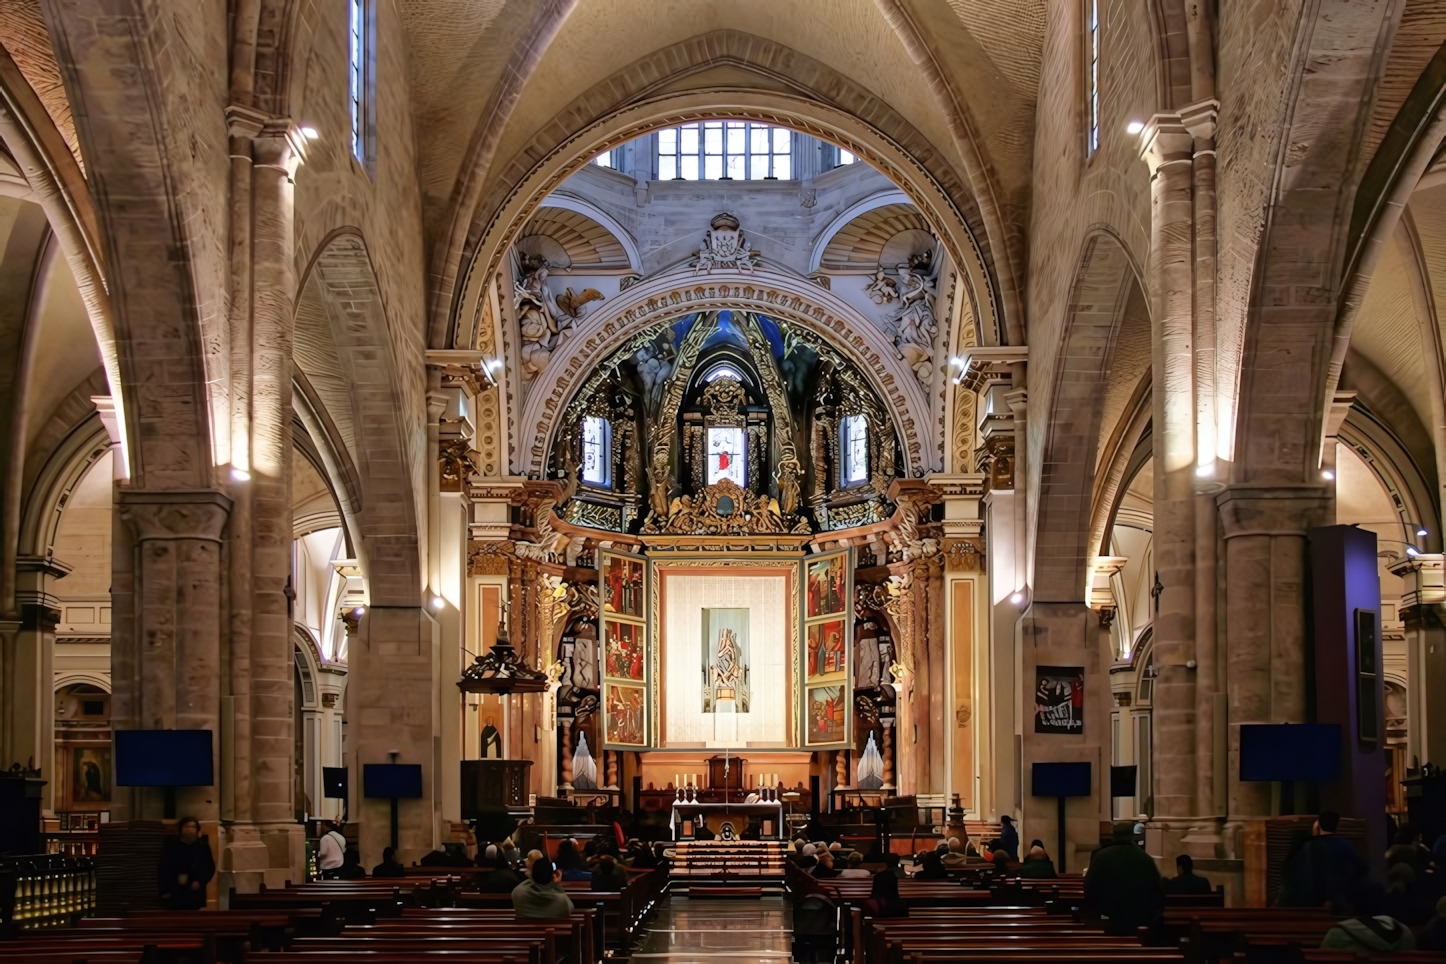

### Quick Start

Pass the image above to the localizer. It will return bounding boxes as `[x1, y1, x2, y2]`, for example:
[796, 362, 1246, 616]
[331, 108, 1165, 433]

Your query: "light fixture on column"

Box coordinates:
[231, 466, 251, 482]
[1126, 120, 1145, 135]
[429, 594, 446, 611]
[1321, 469, 1335, 481]
[1407, 546, 1421, 558]
[300, 126, 320, 140]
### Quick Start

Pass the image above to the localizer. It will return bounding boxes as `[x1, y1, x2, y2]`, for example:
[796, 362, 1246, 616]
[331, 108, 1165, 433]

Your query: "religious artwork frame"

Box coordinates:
[70, 745, 111, 805]
[801, 547, 853, 748]
[651, 554, 801, 749]
[1033, 665, 1085, 735]
[600, 551, 651, 749]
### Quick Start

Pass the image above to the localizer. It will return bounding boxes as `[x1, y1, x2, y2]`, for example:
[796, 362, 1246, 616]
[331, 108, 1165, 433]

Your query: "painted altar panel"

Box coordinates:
[802, 548, 853, 748]
[654, 559, 797, 748]
[600, 551, 650, 749]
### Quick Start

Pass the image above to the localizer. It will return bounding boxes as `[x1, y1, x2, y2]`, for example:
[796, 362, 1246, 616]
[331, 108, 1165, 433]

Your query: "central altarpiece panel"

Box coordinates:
[598, 547, 852, 753]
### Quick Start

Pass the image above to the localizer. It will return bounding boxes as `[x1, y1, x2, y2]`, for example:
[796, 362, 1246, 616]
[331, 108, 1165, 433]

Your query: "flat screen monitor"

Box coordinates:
[1109, 765, 1138, 798]
[114, 730, 214, 787]
[322, 767, 348, 799]
[363, 763, 423, 799]
[1032, 761, 1092, 798]
[1239, 723, 1341, 782]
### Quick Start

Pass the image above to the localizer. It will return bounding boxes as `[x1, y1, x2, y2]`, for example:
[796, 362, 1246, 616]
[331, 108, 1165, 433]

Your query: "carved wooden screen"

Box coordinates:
[599, 551, 651, 748]
[800, 547, 853, 749]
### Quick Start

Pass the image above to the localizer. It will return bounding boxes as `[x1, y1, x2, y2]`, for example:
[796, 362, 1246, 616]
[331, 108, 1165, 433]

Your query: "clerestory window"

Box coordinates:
[657, 123, 792, 180]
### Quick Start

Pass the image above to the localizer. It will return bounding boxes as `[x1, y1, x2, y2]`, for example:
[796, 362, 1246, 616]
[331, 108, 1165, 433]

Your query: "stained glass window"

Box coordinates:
[582, 416, 610, 487]
[842, 414, 869, 485]
[706, 426, 746, 486]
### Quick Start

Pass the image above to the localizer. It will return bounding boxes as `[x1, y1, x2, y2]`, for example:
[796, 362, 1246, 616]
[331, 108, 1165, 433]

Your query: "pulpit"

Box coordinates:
[707, 755, 746, 792]
[461, 759, 532, 819]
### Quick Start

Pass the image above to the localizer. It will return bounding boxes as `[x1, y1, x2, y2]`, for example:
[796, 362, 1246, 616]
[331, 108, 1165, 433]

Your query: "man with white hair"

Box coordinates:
[943, 836, 969, 868]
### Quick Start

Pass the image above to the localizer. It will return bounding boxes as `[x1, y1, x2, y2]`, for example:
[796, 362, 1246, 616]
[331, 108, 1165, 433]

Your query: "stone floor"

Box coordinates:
[629, 896, 794, 964]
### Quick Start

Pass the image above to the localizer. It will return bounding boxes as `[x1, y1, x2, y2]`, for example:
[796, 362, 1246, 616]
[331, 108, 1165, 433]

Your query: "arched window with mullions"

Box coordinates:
[1086, 0, 1100, 157]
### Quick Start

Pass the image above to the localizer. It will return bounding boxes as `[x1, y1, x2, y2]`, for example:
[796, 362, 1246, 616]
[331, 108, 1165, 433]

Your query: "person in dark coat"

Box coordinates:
[591, 854, 629, 891]
[372, 846, 406, 878]
[999, 816, 1019, 861]
[1163, 854, 1213, 895]
[477, 845, 525, 894]
[863, 869, 908, 918]
[336, 848, 366, 879]
[1278, 811, 1370, 914]
[913, 852, 948, 880]
[157, 817, 215, 910]
[1018, 845, 1057, 879]
[1084, 825, 1163, 935]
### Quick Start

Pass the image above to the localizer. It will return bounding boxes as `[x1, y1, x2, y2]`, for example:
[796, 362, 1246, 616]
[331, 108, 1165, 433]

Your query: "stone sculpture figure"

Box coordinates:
[892, 263, 937, 387]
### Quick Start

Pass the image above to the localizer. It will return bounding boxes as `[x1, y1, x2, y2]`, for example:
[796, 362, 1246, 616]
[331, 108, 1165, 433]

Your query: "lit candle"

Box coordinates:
[674, 773, 679, 788]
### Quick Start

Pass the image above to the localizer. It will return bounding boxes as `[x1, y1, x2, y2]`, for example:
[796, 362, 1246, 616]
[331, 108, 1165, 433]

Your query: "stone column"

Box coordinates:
[1215, 485, 1329, 901]
[112, 491, 231, 822]
[222, 119, 307, 893]
[1140, 116, 1198, 850]
[350, 606, 437, 868]
[1390, 555, 1446, 770]
[978, 382, 1020, 820]
[9, 557, 70, 815]
[1182, 98, 1226, 857]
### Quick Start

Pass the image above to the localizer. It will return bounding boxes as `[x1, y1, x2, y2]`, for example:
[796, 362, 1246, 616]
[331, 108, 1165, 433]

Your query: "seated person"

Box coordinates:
[838, 852, 871, 877]
[555, 838, 592, 881]
[1018, 845, 1056, 879]
[419, 843, 473, 867]
[811, 850, 842, 878]
[591, 854, 629, 891]
[512, 857, 576, 919]
[863, 868, 908, 918]
[479, 846, 524, 894]
[371, 846, 406, 878]
[913, 852, 947, 880]
[1163, 854, 1213, 895]
[1320, 915, 1415, 955]
[336, 848, 366, 879]
[941, 837, 969, 867]
[883, 852, 907, 879]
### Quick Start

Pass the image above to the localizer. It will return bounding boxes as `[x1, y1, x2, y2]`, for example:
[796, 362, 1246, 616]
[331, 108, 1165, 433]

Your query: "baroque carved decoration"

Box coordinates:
[943, 538, 983, 572]
[521, 276, 927, 476]
[439, 438, 477, 492]
[975, 434, 1015, 490]
[692, 212, 758, 274]
[468, 540, 515, 575]
[891, 252, 939, 389]
[642, 478, 808, 537]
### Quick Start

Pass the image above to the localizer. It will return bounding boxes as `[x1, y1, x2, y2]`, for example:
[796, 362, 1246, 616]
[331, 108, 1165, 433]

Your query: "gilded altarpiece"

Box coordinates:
[802, 548, 854, 749]
[599, 552, 649, 749]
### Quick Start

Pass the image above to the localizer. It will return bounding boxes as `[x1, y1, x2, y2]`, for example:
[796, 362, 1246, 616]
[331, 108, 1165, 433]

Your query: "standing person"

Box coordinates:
[1084, 825, 1163, 935]
[1279, 811, 1370, 913]
[157, 817, 215, 910]
[999, 816, 1019, 861]
[317, 820, 347, 879]
[512, 857, 576, 919]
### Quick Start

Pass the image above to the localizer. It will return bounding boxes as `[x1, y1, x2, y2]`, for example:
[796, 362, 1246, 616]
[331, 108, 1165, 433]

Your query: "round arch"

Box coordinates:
[18, 415, 111, 559]
[515, 268, 933, 477]
[532, 193, 643, 273]
[438, 32, 1012, 355]
[806, 189, 915, 275]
